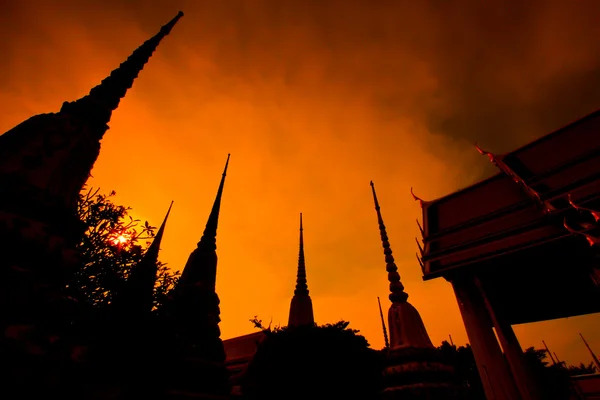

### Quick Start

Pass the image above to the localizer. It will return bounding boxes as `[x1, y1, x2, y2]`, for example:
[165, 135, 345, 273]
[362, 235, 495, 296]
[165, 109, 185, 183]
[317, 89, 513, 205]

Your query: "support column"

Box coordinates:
[590, 267, 600, 288]
[475, 278, 545, 400]
[451, 276, 520, 400]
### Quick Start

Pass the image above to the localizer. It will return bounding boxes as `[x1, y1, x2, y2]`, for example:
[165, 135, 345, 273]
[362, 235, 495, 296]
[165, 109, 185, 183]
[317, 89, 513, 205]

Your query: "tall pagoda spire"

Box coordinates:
[0, 11, 184, 214]
[112, 201, 173, 316]
[160, 155, 232, 398]
[370, 182, 457, 399]
[288, 213, 315, 327]
[61, 11, 184, 127]
[177, 154, 230, 290]
[369, 181, 431, 348]
[0, 13, 185, 398]
[295, 213, 309, 295]
[370, 182, 409, 304]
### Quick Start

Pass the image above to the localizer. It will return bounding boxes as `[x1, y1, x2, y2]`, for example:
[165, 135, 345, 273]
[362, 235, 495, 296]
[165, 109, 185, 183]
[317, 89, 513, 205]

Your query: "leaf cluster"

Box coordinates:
[65, 188, 179, 311]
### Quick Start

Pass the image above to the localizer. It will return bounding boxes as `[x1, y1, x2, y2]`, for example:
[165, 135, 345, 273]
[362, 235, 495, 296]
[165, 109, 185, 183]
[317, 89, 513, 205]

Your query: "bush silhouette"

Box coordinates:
[241, 321, 383, 400]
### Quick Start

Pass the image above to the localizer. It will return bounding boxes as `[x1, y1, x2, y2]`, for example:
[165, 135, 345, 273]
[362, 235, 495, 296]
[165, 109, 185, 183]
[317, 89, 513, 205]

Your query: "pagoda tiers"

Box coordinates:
[369, 182, 459, 399]
[416, 109, 600, 399]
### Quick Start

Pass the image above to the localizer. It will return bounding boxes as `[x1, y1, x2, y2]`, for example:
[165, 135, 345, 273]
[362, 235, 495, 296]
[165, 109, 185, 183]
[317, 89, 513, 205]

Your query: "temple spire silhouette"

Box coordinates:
[0, 12, 185, 398]
[177, 154, 230, 291]
[370, 181, 409, 304]
[370, 181, 432, 348]
[0, 11, 184, 214]
[370, 182, 456, 399]
[288, 213, 315, 327]
[61, 11, 184, 127]
[161, 155, 232, 398]
[112, 202, 173, 316]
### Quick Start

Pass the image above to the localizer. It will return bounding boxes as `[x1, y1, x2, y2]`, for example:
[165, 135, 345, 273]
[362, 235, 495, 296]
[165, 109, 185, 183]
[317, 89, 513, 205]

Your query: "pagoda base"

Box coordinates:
[381, 346, 461, 400]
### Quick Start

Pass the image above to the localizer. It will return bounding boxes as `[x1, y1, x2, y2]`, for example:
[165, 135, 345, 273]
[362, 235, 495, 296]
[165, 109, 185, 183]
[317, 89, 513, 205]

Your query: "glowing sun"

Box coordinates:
[111, 234, 130, 245]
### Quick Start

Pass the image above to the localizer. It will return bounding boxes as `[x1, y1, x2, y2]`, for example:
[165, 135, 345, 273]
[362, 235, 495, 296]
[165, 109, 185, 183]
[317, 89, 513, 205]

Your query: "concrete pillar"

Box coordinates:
[451, 276, 520, 400]
[475, 277, 544, 400]
[590, 267, 600, 288]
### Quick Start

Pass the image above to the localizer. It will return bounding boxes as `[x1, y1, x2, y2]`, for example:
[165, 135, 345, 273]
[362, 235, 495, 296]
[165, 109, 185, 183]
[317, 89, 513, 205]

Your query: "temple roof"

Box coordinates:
[419, 107, 600, 208]
[222, 331, 266, 362]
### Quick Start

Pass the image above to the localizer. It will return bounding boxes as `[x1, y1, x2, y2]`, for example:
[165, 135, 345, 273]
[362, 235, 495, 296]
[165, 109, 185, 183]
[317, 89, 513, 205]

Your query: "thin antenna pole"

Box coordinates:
[449, 334, 454, 347]
[377, 297, 390, 348]
[580, 333, 600, 371]
[554, 352, 562, 365]
[542, 340, 557, 365]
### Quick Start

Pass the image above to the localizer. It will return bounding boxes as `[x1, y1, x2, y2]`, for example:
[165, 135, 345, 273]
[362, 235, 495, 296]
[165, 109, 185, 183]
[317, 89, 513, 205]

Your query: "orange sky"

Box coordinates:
[2, 0, 600, 366]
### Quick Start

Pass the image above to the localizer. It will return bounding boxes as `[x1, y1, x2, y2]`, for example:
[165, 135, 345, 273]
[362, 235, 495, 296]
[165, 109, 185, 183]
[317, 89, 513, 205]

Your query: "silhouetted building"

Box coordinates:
[111, 201, 173, 318]
[0, 10, 229, 400]
[159, 154, 231, 399]
[288, 213, 315, 328]
[416, 109, 600, 400]
[223, 332, 266, 396]
[370, 182, 459, 399]
[222, 213, 316, 395]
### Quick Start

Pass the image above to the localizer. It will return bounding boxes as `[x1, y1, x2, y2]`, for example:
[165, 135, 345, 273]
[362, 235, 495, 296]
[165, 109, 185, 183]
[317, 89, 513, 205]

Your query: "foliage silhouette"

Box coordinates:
[522, 346, 573, 399]
[241, 317, 383, 400]
[438, 341, 597, 399]
[568, 362, 597, 376]
[437, 341, 485, 399]
[65, 188, 179, 311]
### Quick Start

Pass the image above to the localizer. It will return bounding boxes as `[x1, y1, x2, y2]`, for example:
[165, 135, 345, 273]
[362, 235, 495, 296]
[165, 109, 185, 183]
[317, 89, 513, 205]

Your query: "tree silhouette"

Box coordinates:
[521, 346, 574, 399]
[438, 341, 594, 399]
[438, 341, 485, 399]
[568, 362, 597, 376]
[241, 318, 383, 400]
[65, 188, 179, 311]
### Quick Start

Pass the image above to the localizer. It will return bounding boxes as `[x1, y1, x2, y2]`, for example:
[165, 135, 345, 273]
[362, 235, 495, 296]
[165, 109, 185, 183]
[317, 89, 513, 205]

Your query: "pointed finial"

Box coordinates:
[294, 213, 309, 295]
[370, 181, 409, 303]
[410, 187, 425, 208]
[140, 199, 173, 266]
[61, 11, 184, 127]
[176, 155, 231, 293]
[114, 201, 173, 314]
[151, 200, 173, 248]
[198, 154, 230, 248]
[377, 297, 390, 348]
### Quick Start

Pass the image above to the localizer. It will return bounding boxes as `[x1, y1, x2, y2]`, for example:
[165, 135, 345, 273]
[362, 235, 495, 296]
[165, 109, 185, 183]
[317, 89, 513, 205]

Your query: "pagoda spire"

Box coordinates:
[61, 11, 184, 127]
[177, 154, 230, 290]
[0, 11, 184, 215]
[370, 181, 432, 349]
[288, 213, 315, 328]
[370, 181, 409, 304]
[159, 157, 231, 400]
[370, 182, 457, 399]
[295, 213, 309, 295]
[112, 201, 173, 315]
